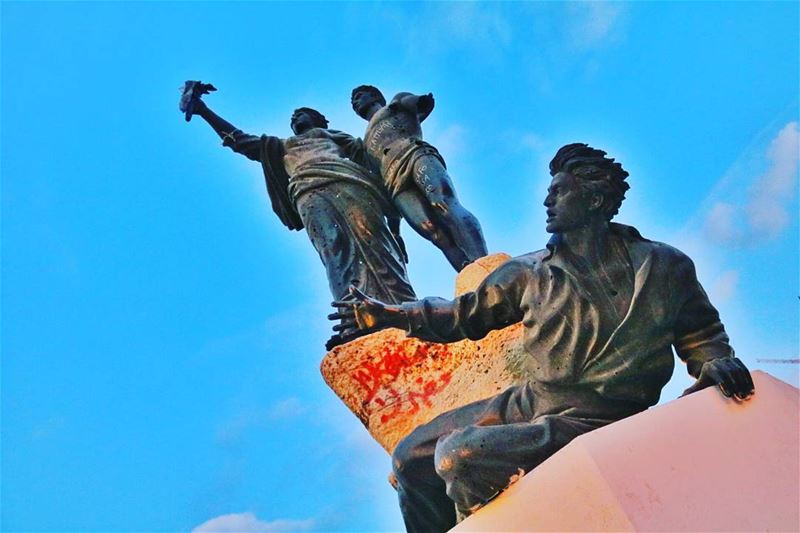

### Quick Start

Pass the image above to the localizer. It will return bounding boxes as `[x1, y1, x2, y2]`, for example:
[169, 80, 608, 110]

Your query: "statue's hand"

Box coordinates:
[329, 286, 405, 342]
[681, 357, 755, 401]
[179, 80, 216, 121]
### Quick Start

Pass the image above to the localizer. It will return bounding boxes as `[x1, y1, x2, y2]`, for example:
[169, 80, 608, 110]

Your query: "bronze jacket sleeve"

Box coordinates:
[222, 129, 262, 162]
[671, 255, 734, 378]
[401, 260, 530, 343]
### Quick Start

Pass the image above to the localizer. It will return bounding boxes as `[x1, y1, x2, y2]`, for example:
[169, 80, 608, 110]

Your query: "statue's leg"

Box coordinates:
[393, 189, 470, 271]
[412, 156, 488, 264]
[393, 383, 536, 533]
[433, 414, 605, 517]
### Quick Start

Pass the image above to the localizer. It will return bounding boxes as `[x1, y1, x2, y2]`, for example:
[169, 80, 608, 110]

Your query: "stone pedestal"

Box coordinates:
[320, 253, 526, 453]
[452, 371, 799, 532]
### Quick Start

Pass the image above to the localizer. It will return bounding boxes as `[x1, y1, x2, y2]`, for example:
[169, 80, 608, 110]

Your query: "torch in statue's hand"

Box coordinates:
[179, 80, 217, 122]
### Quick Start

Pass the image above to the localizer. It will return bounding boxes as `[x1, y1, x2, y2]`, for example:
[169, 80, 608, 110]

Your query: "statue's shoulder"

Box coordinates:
[614, 223, 694, 268]
[503, 250, 550, 276]
[387, 92, 416, 114]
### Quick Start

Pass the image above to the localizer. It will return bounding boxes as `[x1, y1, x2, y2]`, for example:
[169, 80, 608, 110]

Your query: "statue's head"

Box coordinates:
[543, 143, 630, 233]
[291, 107, 329, 134]
[351, 85, 386, 119]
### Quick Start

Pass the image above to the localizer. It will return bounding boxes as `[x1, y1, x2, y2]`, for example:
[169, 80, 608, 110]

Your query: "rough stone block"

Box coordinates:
[320, 253, 525, 453]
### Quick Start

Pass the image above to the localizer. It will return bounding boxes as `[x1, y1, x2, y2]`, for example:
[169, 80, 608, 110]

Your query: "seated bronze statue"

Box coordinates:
[331, 143, 755, 533]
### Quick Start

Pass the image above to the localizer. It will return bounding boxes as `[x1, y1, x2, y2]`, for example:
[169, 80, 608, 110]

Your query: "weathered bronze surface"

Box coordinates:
[180, 82, 416, 349]
[332, 143, 754, 533]
[351, 86, 487, 271]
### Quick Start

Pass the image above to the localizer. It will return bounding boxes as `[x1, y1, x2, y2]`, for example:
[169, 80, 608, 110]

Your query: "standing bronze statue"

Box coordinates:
[180, 81, 416, 349]
[351, 86, 488, 271]
[332, 143, 755, 532]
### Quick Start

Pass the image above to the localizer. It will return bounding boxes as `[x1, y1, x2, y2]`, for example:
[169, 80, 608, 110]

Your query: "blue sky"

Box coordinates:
[2, 2, 797, 532]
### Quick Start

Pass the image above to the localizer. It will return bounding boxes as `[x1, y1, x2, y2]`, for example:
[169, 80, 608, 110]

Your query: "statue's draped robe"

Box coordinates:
[225, 128, 415, 305]
[392, 224, 735, 532]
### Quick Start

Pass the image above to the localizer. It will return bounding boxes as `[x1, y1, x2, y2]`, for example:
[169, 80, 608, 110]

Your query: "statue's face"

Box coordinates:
[352, 90, 381, 117]
[291, 111, 317, 134]
[543, 171, 595, 233]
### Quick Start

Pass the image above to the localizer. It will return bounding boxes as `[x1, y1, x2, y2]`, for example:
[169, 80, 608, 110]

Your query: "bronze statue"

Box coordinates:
[351, 86, 488, 271]
[331, 143, 755, 532]
[180, 81, 416, 349]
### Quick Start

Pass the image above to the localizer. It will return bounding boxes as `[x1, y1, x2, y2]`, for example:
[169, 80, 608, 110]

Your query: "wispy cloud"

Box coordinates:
[703, 121, 799, 246]
[193, 512, 314, 533]
[31, 416, 66, 440]
[566, 2, 628, 50]
[442, 2, 512, 48]
[216, 397, 307, 446]
[426, 123, 467, 161]
[709, 270, 739, 304]
[381, 3, 512, 58]
[745, 121, 799, 237]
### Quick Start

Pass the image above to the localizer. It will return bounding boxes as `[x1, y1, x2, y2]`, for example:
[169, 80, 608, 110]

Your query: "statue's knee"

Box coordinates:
[392, 430, 431, 483]
[434, 430, 476, 482]
[419, 219, 437, 236]
[392, 436, 414, 479]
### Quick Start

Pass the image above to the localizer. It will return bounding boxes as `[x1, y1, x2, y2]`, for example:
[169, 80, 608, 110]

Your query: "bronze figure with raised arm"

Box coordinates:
[331, 143, 754, 533]
[351, 85, 488, 271]
[180, 81, 416, 350]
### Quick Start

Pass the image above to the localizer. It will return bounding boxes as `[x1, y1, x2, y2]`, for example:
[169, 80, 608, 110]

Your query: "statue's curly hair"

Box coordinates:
[291, 107, 329, 129]
[351, 85, 386, 107]
[549, 143, 630, 221]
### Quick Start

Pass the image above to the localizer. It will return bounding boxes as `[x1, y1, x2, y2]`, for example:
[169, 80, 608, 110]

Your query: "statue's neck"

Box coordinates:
[364, 103, 384, 121]
[560, 221, 612, 264]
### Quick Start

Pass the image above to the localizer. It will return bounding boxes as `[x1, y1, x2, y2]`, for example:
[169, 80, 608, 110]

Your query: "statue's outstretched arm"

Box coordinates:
[331, 259, 528, 344]
[180, 82, 261, 161]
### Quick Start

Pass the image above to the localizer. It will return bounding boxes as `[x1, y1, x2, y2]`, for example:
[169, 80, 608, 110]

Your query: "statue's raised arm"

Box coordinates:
[179, 80, 262, 162]
[181, 84, 416, 349]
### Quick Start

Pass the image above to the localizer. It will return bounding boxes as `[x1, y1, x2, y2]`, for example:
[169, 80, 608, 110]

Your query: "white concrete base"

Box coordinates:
[453, 371, 799, 532]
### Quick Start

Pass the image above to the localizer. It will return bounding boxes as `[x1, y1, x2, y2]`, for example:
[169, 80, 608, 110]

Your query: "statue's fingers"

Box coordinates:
[731, 360, 755, 400]
[332, 320, 357, 333]
[331, 299, 355, 308]
[339, 326, 360, 340]
[715, 368, 735, 398]
[327, 311, 353, 321]
[742, 366, 755, 397]
[348, 285, 370, 302]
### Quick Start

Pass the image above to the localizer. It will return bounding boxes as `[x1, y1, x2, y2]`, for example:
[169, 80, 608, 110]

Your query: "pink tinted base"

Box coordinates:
[453, 371, 799, 532]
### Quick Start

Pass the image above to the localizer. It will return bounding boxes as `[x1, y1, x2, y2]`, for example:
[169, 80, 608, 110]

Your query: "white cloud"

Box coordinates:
[381, 3, 512, 59]
[704, 201, 742, 244]
[703, 121, 799, 246]
[709, 270, 739, 304]
[444, 2, 512, 48]
[426, 123, 466, 160]
[216, 397, 307, 446]
[745, 121, 799, 238]
[567, 2, 628, 49]
[193, 512, 314, 533]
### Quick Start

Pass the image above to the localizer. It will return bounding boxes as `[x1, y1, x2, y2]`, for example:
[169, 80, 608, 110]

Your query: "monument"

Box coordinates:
[331, 143, 755, 532]
[180, 82, 766, 533]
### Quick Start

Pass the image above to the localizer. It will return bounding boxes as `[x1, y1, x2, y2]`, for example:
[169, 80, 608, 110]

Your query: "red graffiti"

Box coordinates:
[378, 372, 452, 423]
[349, 341, 453, 423]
